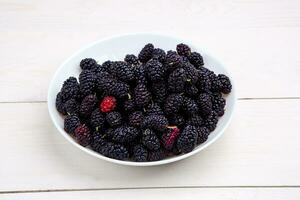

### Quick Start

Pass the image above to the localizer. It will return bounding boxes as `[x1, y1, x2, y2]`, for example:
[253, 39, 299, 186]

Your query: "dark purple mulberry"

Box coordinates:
[80, 94, 97, 118]
[197, 127, 210, 144]
[79, 70, 96, 96]
[164, 94, 184, 115]
[145, 59, 165, 82]
[176, 43, 191, 56]
[168, 68, 187, 93]
[74, 124, 91, 147]
[218, 74, 232, 94]
[80, 58, 97, 70]
[188, 52, 204, 68]
[128, 111, 144, 127]
[142, 129, 160, 151]
[142, 115, 168, 132]
[90, 109, 105, 129]
[152, 48, 166, 62]
[124, 54, 139, 66]
[134, 83, 151, 108]
[64, 114, 80, 134]
[197, 93, 213, 117]
[176, 125, 198, 153]
[111, 126, 139, 143]
[138, 43, 154, 63]
[106, 111, 122, 127]
[133, 145, 148, 162]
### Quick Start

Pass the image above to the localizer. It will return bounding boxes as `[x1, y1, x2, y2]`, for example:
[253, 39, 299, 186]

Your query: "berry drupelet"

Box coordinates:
[106, 111, 122, 127]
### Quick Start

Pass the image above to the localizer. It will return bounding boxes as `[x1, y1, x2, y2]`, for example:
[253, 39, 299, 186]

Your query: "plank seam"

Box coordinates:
[1, 186, 300, 194]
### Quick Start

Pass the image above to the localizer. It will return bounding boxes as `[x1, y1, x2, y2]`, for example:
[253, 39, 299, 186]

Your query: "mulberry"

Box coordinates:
[80, 94, 97, 118]
[64, 114, 80, 134]
[162, 127, 180, 150]
[133, 145, 148, 162]
[142, 115, 168, 132]
[151, 81, 167, 105]
[134, 83, 151, 108]
[111, 126, 139, 143]
[145, 59, 165, 82]
[197, 93, 213, 117]
[106, 111, 122, 127]
[142, 129, 160, 151]
[188, 52, 204, 68]
[218, 74, 232, 94]
[79, 70, 96, 96]
[90, 109, 105, 129]
[168, 68, 187, 93]
[197, 127, 209, 144]
[60, 77, 80, 101]
[74, 124, 91, 147]
[128, 111, 144, 127]
[80, 58, 97, 70]
[138, 43, 154, 63]
[152, 48, 166, 62]
[164, 94, 184, 115]
[64, 98, 79, 115]
[124, 54, 139, 66]
[176, 43, 191, 56]
[176, 125, 198, 153]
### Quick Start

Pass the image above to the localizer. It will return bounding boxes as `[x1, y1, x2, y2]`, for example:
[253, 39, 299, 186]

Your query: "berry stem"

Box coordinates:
[167, 125, 178, 129]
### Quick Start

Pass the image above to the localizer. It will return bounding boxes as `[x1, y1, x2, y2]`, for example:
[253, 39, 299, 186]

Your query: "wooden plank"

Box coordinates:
[0, 0, 300, 101]
[2, 188, 300, 200]
[1, 99, 300, 192]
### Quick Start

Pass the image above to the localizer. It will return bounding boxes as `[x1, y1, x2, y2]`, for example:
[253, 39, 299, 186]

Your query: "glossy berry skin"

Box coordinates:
[100, 96, 117, 113]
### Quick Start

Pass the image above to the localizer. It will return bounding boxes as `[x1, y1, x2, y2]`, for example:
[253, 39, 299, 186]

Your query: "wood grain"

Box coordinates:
[1, 99, 300, 192]
[2, 188, 300, 200]
[0, 0, 300, 101]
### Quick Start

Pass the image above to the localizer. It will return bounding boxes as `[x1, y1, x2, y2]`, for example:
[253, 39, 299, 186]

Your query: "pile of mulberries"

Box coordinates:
[56, 43, 232, 162]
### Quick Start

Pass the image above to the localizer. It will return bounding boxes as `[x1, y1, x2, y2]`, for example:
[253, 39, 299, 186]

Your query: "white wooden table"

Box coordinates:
[1, 0, 300, 199]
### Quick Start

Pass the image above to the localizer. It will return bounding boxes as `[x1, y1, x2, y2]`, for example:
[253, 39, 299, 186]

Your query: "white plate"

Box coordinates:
[48, 33, 237, 166]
